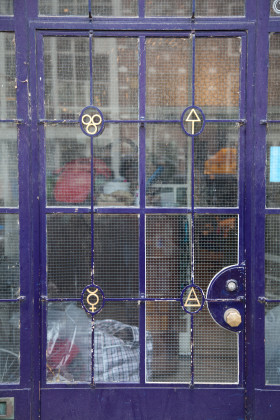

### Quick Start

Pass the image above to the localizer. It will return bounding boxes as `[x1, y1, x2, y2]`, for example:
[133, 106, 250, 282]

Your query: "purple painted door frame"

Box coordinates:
[0, 0, 279, 419]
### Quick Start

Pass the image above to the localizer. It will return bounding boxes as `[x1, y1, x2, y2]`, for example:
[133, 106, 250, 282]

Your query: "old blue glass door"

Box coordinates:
[36, 29, 247, 419]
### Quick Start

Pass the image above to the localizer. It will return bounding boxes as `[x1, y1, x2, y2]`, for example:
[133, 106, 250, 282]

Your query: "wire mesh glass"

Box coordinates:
[193, 307, 238, 383]
[146, 124, 191, 207]
[194, 214, 238, 294]
[194, 123, 239, 208]
[94, 215, 139, 298]
[266, 303, 280, 385]
[196, 0, 244, 16]
[271, 0, 280, 17]
[95, 302, 140, 383]
[0, 124, 18, 207]
[268, 34, 280, 120]
[265, 215, 280, 299]
[47, 302, 91, 383]
[146, 215, 191, 298]
[0, 1, 13, 15]
[45, 125, 91, 206]
[145, 0, 192, 16]
[266, 125, 280, 208]
[92, 38, 138, 120]
[47, 214, 91, 298]
[195, 37, 240, 119]
[145, 38, 192, 120]
[93, 124, 139, 207]
[0, 33, 16, 119]
[0, 303, 20, 384]
[44, 37, 90, 120]
[39, 0, 137, 16]
[146, 301, 191, 383]
[0, 215, 19, 299]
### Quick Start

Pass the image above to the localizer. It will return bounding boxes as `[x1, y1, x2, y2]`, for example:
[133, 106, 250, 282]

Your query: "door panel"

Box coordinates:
[38, 30, 246, 417]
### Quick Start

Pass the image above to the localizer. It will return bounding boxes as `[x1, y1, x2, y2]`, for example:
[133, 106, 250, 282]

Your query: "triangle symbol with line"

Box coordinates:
[185, 108, 201, 122]
[184, 287, 201, 307]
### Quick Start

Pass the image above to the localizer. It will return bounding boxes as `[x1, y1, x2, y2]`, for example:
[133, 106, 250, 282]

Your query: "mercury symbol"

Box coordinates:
[86, 288, 100, 312]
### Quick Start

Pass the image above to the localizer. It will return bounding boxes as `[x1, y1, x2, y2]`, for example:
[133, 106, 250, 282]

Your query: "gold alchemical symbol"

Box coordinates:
[185, 108, 201, 135]
[184, 287, 201, 308]
[86, 288, 100, 312]
[82, 113, 102, 135]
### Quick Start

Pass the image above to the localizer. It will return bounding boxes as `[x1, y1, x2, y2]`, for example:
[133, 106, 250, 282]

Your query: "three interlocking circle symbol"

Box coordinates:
[79, 106, 104, 137]
[273, 0, 280, 14]
[82, 114, 102, 135]
[81, 284, 104, 315]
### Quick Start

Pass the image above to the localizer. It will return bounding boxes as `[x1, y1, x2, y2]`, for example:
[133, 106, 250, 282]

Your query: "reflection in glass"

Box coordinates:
[0, 304, 20, 383]
[266, 303, 280, 384]
[0, 1, 13, 15]
[195, 37, 240, 119]
[44, 37, 90, 120]
[196, 0, 244, 16]
[0, 33, 16, 119]
[193, 307, 238, 383]
[145, 0, 192, 17]
[0, 124, 18, 207]
[146, 214, 191, 298]
[194, 123, 239, 207]
[146, 302, 191, 383]
[266, 126, 280, 208]
[93, 38, 138, 120]
[146, 125, 191, 207]
[146, 38, 192, 120]
[39, 0, 137, 16]
[45, 124, 138, 207]
[194, 214, 238, 294]
[265, 215, 280, 298]
[268, 34, 280, 119]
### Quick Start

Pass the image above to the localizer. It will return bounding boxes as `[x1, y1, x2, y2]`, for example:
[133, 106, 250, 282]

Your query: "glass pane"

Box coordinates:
[268, 34, 280, 119]
[44, 37, 90, 120]
[146, 215, 191, 298]
[265, 215, 280, 298]
[47, 302, 91, 383]
[146, 125, 191, 207]
[93, 38, 138, 120]
[0, 215, 19, 384]
[0, 1, 13, 15]
[0, 124, 18, 207]
[195, 38, 240, 119]
[95, 215, 139, 298]
[194, 214, 238, 383]
[194, 123, 239, 207]
[146, 302, 191, 382]
[0, 215, 19, 299]
[271, 0, 280, 16]
[0, 33, 16, 119]
[266, 303, 280, 384]
[45, 125, 91, 206]
[47, 302, 140, 384]
[266, 125, 280, 207]
[146, 38, 192, 119]
[94, 124, 138, 207]
[39, 0, 137, 16]
[194, 214, 238, 294]
[193, 307, 238, 383]
[46, 124, 139, 207]
[95, 303, 139, 383]
[47, 214, 91, 298]
[196, 0, 244, 16]
[145, 0, 192, 16]
[0, 304, 20, 384]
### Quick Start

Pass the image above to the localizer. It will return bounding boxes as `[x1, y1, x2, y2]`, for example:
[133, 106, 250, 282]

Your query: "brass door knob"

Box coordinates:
[224, 308, 242, 327]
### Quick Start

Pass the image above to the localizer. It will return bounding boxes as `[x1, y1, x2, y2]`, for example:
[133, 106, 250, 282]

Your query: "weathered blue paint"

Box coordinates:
[0, 0, 279, 419]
